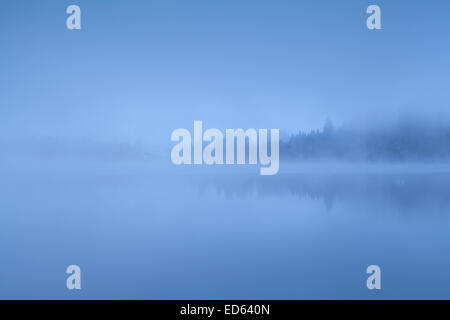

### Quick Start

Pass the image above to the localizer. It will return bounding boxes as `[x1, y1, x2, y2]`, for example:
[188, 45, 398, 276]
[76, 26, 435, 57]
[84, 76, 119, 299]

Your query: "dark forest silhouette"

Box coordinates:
[281, 117, 450, 162]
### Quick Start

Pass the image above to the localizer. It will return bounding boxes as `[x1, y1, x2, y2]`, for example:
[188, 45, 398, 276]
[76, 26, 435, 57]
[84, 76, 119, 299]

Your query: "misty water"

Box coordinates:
[1, 160, 450, 299]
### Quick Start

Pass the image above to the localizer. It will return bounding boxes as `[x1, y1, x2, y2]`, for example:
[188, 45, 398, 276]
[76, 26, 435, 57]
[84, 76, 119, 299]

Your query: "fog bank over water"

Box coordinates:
[3, 114, 450, 166]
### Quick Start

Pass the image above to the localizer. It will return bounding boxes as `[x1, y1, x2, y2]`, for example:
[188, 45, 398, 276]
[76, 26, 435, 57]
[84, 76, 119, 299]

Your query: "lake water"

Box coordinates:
[1, 161, 450, 299]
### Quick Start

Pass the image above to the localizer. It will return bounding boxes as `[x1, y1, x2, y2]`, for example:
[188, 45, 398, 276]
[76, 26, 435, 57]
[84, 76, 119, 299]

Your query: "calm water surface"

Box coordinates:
[1, 162, 450, 299]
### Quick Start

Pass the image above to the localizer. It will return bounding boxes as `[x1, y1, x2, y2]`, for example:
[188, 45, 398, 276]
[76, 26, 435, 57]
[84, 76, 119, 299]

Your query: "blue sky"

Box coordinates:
[1, 0, 450, 146]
